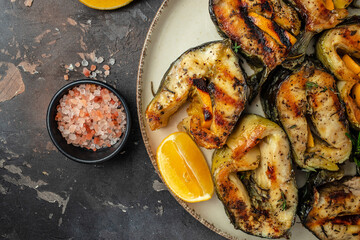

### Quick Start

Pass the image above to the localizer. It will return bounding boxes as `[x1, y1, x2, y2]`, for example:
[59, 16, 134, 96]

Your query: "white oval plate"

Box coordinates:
[137, 1, 359, 239]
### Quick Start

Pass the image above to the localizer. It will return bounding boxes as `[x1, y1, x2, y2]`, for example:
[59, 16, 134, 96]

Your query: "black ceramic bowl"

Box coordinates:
[46, 79, 131, 163]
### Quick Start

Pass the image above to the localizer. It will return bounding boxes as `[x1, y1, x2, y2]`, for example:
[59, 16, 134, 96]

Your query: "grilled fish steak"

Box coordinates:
[145, 40, 248, 149]
[299, 176, 360, 240]
[210, 0, 300, 70]
[261, 62, 352, 171]
[212, 114, 297, 238]
[317, 18, 360, 130]
[209, 0, 301, 94]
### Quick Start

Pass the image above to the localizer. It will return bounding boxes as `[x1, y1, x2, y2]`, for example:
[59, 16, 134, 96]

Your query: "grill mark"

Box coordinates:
[204, 109, 213, 121]
[192, 78, 208, 92]
[330, 215, 360, 225]
[260, 0, 272, 13]
[212, 84, 244, 109]
[215, 112, 227, 127]
[328, 190, 351, 201]
[271, 21, 292, 49]
[239, 7, 272, 53]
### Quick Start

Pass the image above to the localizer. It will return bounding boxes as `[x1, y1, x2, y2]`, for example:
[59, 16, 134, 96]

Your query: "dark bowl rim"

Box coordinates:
[46, 79, 131, 164]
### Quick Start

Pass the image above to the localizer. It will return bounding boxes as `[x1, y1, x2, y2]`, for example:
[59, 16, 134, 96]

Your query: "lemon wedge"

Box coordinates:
[156, 132, 214, 203]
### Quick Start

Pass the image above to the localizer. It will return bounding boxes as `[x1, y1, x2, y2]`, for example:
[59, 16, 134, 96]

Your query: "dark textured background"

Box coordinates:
[0, 0, 225, 239]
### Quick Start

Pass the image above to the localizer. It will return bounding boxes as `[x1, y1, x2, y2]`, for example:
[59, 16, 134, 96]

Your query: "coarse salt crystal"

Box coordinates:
[94, 90, 100, 96]
[62, 109, 69, 115]
[96, 57, 104, 64]
[69, 125, 76, 133]
[90, 72, 97, 78]
[81, 59, 89, 67]
[108, 58, 115, 65]
[67, 64, 74, 71]
[83, 67, 91, 77]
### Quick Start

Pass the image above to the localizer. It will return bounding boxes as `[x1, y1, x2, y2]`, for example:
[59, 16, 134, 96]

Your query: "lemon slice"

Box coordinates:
[156, 132, 214, 203]
[79, 0, 133, 10]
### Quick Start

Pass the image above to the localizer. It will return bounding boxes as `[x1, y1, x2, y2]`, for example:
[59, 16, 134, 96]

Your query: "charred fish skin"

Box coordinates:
[145, 40, 248, 149]
[209, 0, 301, 96]
[212, 114, 298, 239]
[299, 175, 360, 240]
[317, 17, 360, 130]
[261, 60, 352, 171]
[260, 66, 292, 123]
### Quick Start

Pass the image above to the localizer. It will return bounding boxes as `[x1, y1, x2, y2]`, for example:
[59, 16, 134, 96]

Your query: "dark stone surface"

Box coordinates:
[0, 0, 225, 239]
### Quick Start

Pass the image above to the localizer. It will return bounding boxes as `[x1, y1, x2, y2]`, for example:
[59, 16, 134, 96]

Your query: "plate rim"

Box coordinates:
[136, 0, 239, 239]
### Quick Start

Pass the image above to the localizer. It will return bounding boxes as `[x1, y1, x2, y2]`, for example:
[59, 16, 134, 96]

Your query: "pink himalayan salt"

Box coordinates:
[55, 84, 126, 151]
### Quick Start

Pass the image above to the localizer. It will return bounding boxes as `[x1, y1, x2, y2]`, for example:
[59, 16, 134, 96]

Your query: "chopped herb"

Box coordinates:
[306, 82, 319, 89]
[280, 190, 287, 211]
[320, 86, 328, 92]
[233, 42, 241, 53]
[240, 174, 245, 180]
[289, 125, 297, 129]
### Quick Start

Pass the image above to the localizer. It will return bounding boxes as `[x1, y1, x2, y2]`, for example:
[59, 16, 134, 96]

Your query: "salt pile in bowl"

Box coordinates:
[55, 84, 126, 151]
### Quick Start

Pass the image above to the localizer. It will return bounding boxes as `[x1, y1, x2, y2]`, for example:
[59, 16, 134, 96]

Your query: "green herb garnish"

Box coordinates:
[320, 86, 328, 92]
[280, 190, 287, 211]
[289, 125, 297, 129]
[233, 42, 241, 53]
[306, 82, 319, 89]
